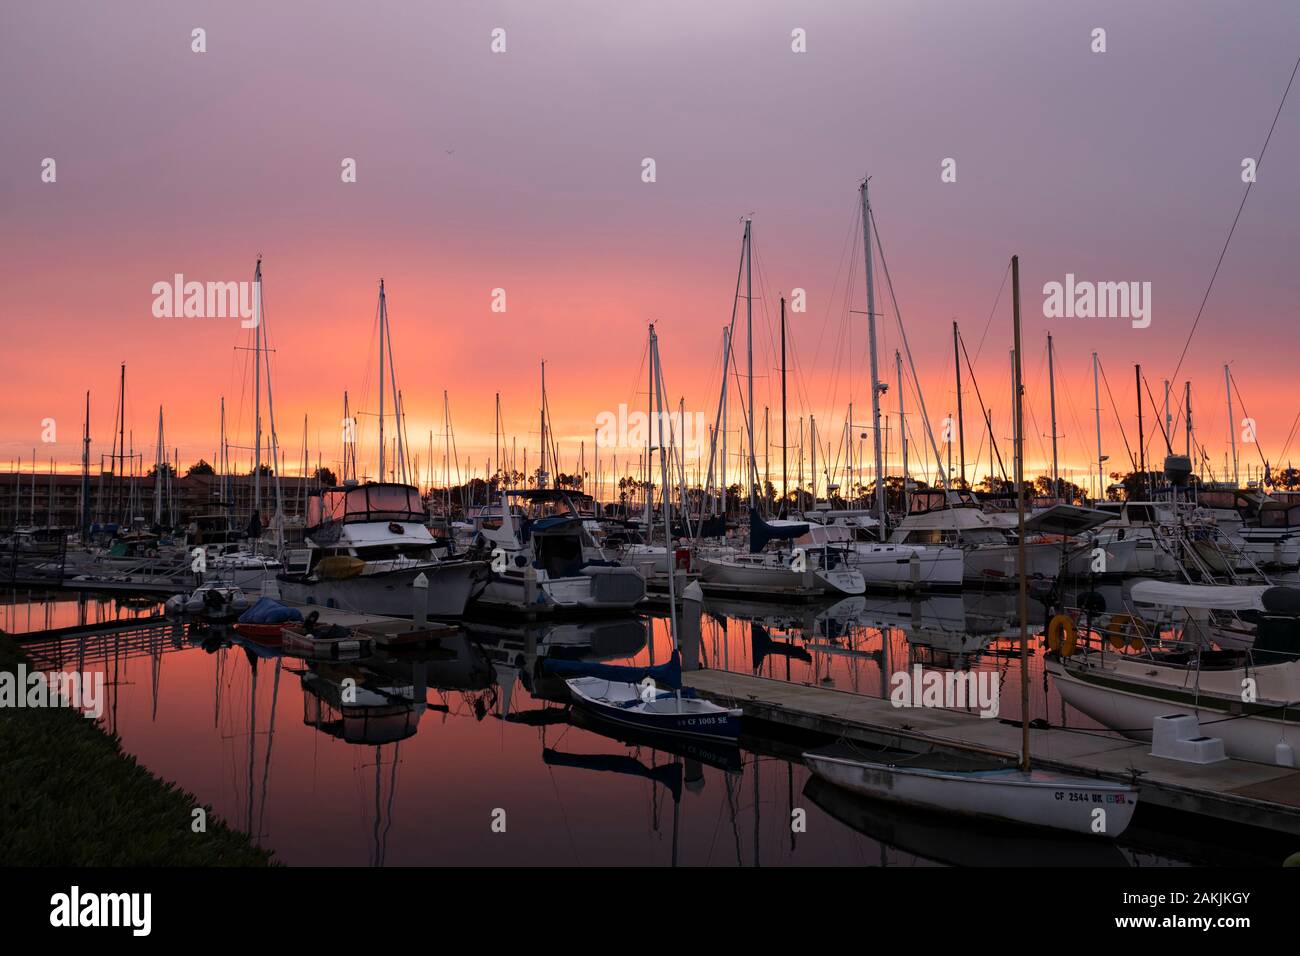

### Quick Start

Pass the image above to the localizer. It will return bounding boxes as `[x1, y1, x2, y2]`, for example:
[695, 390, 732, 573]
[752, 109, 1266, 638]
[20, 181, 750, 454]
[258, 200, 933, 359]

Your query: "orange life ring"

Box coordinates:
[1047, 614, 1079, 656]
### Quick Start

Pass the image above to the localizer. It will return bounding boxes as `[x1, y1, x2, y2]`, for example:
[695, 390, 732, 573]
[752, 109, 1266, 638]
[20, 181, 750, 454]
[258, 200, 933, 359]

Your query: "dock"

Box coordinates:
[683, 668, 1300, 836]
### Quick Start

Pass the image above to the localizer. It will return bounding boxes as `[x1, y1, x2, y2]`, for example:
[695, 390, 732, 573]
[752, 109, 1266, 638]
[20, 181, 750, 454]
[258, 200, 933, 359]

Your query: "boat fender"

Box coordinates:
[1046, 614, 1078, 655]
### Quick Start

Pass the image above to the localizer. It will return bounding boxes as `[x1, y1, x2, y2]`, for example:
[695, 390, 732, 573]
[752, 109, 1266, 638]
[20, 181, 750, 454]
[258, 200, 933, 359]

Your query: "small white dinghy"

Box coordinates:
[165, 583, 250, 620]
[803, 743, 1138, 837]
[564, 671, 742, 742]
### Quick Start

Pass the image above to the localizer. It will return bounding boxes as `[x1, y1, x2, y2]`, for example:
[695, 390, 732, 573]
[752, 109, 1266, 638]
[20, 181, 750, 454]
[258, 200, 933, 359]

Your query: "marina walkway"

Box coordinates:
[684, 668, 1300, 836]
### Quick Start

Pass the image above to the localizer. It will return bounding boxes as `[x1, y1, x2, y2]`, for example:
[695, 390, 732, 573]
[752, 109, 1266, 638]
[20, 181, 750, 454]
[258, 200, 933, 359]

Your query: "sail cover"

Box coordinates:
[750, 508, 808, 553]
[544, 651, 681, 689]
[1130, 580, 1270, 612]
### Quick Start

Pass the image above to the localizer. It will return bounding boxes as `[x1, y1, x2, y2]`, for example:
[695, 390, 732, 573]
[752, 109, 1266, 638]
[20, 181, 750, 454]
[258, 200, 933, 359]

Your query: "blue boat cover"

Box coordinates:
[238, 596, 304, 625]
[749, 508, 808, 553]
[543, 650, 682, 690]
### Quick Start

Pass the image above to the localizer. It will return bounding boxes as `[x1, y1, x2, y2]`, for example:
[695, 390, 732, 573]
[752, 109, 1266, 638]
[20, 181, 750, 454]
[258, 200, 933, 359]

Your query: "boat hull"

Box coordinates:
[566, 677, 742, 741]
[277, 560, 484, 618]
[848, 544, 964, 589]
[803, 750, 1137, 837]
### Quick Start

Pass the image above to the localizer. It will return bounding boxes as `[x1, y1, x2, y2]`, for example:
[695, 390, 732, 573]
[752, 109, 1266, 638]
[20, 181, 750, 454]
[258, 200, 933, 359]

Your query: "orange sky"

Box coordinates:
[3, 2, 1298, 497]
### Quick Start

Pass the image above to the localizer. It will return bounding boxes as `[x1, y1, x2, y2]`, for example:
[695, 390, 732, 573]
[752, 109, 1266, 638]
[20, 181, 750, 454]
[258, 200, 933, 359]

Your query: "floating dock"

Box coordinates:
[683, 668, 1300, 836]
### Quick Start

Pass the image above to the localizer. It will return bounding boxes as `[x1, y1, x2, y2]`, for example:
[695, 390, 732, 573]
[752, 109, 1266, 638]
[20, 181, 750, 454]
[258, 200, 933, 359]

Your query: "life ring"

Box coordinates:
[1103, 613, 1150, 651]
[1047, 614, 1079, 656]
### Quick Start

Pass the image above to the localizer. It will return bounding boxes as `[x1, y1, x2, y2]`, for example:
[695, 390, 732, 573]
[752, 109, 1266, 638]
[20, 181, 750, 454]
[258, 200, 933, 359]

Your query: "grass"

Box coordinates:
[0, 631, 276, 866]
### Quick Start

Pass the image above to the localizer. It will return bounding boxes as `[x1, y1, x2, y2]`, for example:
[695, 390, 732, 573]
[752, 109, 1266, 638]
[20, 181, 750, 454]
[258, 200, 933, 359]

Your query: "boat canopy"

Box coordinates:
[543, 651, 682, 689]
[1022, 503, 1113, 536]
[1130, 580, 1270, 612]
[307, 483, 425, 527]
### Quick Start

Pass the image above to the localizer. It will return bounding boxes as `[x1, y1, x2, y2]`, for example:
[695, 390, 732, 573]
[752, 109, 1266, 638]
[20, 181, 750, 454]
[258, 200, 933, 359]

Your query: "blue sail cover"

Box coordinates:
[544, 651, 682, 690]
[749, 508, 808, 553]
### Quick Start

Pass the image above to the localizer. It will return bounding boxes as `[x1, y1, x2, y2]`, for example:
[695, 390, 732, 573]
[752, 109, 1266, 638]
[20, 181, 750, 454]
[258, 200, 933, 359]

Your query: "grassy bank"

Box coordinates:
[0, 631, 275, 866]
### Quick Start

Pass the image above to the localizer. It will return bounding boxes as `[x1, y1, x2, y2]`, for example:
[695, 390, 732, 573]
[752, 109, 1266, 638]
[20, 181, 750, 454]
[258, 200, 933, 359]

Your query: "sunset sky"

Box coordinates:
[3, 1, 1298, 497]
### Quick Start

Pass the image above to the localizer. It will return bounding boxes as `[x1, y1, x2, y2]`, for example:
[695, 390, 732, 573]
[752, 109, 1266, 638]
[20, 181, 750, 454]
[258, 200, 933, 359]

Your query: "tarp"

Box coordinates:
[1130, 580, 1269, 612]
[543, 650, 681, 690]
[238, 596, 305, 625]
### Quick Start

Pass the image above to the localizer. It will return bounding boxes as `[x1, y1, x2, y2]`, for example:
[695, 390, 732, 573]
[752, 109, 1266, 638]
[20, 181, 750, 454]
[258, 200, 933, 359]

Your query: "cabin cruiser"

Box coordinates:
[888, 491, 1108, 584]
[696, 510, 866, 596]
[277, 482, 485, 618]
[470, 489, 646, 613]
[798, 510, 963, 590]
[1065, 501, 1180, 577]
[1046, 582, 1300, 765]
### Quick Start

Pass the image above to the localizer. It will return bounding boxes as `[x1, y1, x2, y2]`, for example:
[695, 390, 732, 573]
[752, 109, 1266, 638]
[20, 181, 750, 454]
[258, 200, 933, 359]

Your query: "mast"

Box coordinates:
[1136, 364, 1146, 498]
[859, 178, 888, 533]
[780, 295, 788, 514]
[540, 361, 548, 489]
[1225, 363, 1239, 487]
[378, 279, 386, 482]
[897, 349, 908, 516]
[1047, 332, 1059, 498]
[80, 391, 91, 539]
[1185, 381, 1193, 459]
[153, 406, 164, 525]
[1011, 254, 1030, 774]
[721, 327, 729, 518]
[253, 258, 263, 516]
[744, 218, 757, 511]
[953, 321, 966, 488]
[810, 415, 817, 506]
[1093, 353, 1104, 501]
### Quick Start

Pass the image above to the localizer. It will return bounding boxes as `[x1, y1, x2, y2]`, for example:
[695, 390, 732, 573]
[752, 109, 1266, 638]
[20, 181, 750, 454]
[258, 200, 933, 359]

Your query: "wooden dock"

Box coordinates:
[683, 668, 1300, 836]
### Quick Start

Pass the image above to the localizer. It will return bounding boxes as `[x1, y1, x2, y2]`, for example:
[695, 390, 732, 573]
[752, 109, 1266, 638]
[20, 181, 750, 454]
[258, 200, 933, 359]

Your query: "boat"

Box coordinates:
[471, 488, 646, 613]
[1046, 582, 1300, 765]
[805, 240, 1138, 837]
[803, 742, 1137, 837]
[549, 327, 742, 742]
[277, 481, 485, 617]
[796, 515, 963, 590]
[697, 509, 866, 596]
[164, 581, 250, 620]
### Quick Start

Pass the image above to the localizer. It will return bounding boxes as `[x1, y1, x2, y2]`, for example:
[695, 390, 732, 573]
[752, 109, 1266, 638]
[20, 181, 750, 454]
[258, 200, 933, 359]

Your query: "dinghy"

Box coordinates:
[803, 743, 1137, 837]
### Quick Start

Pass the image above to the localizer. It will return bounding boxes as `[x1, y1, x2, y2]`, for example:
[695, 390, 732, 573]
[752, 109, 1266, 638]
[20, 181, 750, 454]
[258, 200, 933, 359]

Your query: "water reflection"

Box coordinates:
[5, 589, 1279, 866]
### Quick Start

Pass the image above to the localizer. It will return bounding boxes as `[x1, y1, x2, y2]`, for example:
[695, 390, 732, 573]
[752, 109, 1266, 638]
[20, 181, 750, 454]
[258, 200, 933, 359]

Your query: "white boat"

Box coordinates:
[890, 495, 1108, 584]
[803, 744, 1137, 837]
[697, 510, 865, 596]
[796, 518, 963, 590]
[1047, 583, 1300, 765]
[277, 482, 485, 618]
[563, 668, 742, 741]
[472, 489, 646, 613]
[165, 582, 250, 620]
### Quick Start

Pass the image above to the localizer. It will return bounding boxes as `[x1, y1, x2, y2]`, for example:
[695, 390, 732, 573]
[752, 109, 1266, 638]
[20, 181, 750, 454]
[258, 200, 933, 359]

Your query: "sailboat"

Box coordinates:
[548, 326, 742, 742]
[805, 237, 1138, 838]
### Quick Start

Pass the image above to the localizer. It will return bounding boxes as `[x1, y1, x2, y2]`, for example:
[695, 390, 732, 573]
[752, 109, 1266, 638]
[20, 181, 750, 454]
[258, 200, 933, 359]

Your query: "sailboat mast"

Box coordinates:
[859, 179, 888, 533]
[540, 361, 548, 489]
[1225, 363, 1239, 487]
[744, 218, 757, 511]
[780, 295, 787, 512]
[1011, 254, 1030, 774]
[953, 321, 966, 488]
[1136, 364, 1146, 498]
[378, 279, 386, 482]
[897, 349, 908, 515]
[80, 391, 91, 539]
[1047, 332, 1059, 498]
[253, 258, 263, 517]
[1093, 352, 1104, 501]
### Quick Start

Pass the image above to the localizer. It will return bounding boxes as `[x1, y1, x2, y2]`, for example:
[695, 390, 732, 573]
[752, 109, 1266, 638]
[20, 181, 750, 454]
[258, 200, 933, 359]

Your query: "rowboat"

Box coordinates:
[803, 743, 1137, 837]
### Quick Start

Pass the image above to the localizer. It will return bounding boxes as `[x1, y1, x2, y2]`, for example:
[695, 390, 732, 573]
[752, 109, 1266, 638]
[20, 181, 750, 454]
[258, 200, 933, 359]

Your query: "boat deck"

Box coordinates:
[683, 668, 1300, 835]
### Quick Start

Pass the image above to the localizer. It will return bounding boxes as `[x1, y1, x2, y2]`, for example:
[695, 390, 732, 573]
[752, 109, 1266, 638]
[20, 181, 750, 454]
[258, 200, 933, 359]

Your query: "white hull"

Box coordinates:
[804, 749, 1137, 837]
[475, 565, 645, 612]
[697, 553, 865, 595]
[963, 541, 1063, 583]
[846, 544, 963, 589]
[1047, 655, 1300, 766]
[278, 561, 483, 618]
